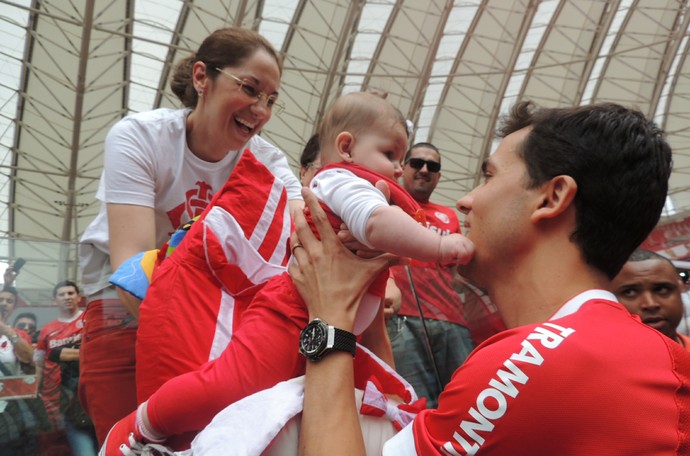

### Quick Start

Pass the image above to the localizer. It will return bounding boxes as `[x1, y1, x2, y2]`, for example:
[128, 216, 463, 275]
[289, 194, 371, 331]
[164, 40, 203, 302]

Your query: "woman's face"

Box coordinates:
[197, 49, 282, 154]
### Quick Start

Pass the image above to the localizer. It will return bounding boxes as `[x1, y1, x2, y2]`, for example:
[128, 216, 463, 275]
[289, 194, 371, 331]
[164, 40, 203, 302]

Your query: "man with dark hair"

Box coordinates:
[0, 284, 44, 455]
[35, 280, 97, 455]
[0, 285, 32, 367]
[290, 101, 688, 455]
[612, 248, 689, 350]
[388, 142, 502, 408]
[13, 311, 38, 345]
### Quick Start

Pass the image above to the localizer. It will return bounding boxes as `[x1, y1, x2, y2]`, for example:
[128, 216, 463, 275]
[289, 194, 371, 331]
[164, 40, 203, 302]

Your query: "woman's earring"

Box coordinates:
[198, 91, 203, 97]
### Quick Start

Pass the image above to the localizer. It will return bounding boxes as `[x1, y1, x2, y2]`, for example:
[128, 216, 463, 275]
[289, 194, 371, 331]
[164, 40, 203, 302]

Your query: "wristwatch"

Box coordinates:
[8, 332, 20, 344]
[299, 318, 356, 361]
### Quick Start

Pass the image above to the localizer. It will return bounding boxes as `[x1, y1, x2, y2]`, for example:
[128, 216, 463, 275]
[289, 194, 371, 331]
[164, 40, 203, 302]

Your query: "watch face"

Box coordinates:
[300, 321, 326, 356]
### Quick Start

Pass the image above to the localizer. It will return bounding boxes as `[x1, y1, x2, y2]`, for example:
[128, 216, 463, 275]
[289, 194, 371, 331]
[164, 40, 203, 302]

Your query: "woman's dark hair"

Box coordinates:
[171, 27, 283, 108]
[498, 101, 673, 279]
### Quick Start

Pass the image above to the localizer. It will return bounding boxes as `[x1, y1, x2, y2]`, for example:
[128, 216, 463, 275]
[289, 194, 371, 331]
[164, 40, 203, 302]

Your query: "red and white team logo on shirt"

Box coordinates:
[166, 181, 215, 231]
[435, 211, 450, 224]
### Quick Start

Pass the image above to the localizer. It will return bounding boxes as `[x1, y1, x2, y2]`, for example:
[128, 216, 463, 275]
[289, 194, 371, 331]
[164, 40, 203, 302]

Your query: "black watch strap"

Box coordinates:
[332, 327, 356, 357]
[300, 319, 357, 361]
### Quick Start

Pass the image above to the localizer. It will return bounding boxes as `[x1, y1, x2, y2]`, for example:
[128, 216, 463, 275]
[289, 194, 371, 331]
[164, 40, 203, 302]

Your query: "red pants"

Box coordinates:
[78, 297, 138, 444]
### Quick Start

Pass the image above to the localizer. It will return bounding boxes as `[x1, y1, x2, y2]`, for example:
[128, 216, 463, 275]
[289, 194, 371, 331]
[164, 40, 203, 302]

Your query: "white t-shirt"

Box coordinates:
[0, 335, 20, 374]
[79, 108, 301, 295]
[310, 167, 389, 334]
[309, 167, 388, 248]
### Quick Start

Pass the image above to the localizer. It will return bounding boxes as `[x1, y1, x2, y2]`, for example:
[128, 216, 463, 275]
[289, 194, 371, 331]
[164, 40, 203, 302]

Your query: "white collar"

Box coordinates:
[58, 309, 83, 323]
[549, 289, 617, 321]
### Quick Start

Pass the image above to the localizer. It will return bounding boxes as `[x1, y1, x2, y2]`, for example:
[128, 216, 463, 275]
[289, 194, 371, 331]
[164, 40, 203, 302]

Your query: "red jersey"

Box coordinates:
[136, 150, 292, 403]
[384, 290, 690, 455]
[392, 202, 465, 323]
[679, 333, 690, 353]
[391, 202, 505, 342]
[138, 160, 424, 449]
[35, 311, 85, 425]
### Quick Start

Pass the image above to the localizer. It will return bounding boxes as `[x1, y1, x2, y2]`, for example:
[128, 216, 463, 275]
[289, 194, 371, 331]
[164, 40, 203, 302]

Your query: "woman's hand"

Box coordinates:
[289, 188, 403, 331]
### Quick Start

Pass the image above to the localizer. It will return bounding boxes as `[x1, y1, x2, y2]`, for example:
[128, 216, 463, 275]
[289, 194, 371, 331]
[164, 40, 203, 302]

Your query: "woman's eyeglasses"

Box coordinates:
[215, 68, 286, 114]
[407, 158, 441, 173]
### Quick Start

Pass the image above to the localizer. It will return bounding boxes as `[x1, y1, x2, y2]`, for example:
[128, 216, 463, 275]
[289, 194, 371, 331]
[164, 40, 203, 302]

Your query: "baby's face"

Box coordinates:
[349, 122, 407, 179]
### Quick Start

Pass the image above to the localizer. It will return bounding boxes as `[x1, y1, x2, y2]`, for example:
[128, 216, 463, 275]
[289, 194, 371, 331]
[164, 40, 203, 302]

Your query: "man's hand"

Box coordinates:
[3, 266, 17, 286]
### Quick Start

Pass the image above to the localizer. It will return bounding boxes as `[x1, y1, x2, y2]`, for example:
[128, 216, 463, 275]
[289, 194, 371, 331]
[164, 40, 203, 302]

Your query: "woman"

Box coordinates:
[78, 26, 302, 444]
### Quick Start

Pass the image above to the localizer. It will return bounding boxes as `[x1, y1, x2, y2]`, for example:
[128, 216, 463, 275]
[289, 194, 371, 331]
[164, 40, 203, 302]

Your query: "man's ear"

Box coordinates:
[531, 175, 577, 222]
[335, 132, 354, 162]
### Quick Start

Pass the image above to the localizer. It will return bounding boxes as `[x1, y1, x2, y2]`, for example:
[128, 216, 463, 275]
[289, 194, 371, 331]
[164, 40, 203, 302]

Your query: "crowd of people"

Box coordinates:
[0, 277, 98, 456]
[1, 24, 689, 456]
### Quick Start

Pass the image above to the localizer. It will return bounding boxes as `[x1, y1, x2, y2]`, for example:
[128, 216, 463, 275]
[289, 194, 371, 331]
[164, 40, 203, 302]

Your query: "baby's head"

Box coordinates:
[318, 92, 408, 179]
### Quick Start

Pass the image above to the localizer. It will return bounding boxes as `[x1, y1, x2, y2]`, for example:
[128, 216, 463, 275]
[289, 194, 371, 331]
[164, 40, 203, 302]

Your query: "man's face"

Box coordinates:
[0, 291, 16, 322]
[611, 259, 684, 341]
[455, 128, 538, 288]
[14, 317, 36, 337]
[54, 285, 80, 316]
[402, 146, 441, 203]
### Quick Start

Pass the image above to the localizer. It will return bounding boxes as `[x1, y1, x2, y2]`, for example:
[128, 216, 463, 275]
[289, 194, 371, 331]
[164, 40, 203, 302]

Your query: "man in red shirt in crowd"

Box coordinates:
[35, 280, 97, 455]
[612, 248, 690, 351]
[388, 142, 504, 408]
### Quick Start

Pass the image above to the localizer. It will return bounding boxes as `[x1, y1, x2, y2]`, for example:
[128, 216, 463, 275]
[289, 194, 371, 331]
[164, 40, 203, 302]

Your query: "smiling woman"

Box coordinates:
[77, 26, 303, 447]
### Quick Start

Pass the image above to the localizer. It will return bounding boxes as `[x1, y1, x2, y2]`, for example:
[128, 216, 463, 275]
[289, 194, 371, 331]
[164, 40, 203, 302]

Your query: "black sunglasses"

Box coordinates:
[16, 322, 36, 330]
[407, 158, 441, 173]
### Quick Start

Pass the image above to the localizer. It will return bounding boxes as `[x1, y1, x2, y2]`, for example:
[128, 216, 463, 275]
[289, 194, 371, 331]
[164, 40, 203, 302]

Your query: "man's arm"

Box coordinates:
[289, 187, 402, 456]
[0, 323, 33, 364]
[48, 347, 81, 362]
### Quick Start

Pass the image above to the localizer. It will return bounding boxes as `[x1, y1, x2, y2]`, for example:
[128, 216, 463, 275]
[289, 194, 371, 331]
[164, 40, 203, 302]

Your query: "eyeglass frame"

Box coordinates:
[214, 67, 286, 114]
[0, 296, 16, 304]
[406, 157, 441, 173]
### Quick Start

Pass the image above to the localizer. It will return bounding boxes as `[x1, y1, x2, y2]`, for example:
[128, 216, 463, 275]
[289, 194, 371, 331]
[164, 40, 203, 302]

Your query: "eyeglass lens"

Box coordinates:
[17, 323, 35, 330]
[408, 158, 441, 173]
[215, 68, 284, 113]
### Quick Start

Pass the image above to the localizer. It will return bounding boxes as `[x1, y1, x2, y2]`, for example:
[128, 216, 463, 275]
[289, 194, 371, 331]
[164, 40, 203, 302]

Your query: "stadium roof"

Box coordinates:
[1, 0, 689, 281]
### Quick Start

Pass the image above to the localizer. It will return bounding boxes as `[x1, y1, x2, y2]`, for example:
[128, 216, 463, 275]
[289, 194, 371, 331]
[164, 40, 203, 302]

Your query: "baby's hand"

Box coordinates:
[438, 233, 475, 266]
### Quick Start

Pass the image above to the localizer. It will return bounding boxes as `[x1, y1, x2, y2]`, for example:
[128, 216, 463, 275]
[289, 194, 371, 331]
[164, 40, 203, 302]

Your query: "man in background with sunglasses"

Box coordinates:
[13, 311, 38, 346]
[387, 143, 483, 408]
